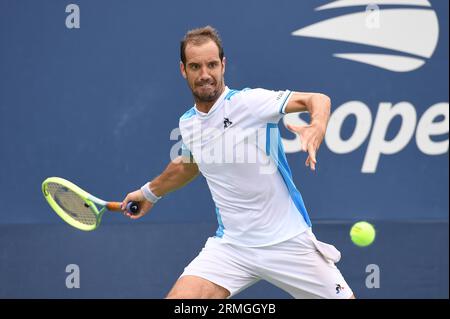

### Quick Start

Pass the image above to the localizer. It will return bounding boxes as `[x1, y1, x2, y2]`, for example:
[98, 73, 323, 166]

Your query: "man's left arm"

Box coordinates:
[284, 92, 331, 171]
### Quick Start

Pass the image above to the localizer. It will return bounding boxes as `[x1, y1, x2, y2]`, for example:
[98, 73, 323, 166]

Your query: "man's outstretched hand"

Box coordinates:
[286, 123, 326, 171]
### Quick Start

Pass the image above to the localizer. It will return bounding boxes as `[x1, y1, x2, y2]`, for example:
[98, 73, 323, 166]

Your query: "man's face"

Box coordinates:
[181, 40, 226, 104]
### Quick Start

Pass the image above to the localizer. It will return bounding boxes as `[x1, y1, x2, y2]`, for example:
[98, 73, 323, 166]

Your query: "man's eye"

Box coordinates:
[190, 64, 199, 70]
[208, 63, 217, 68]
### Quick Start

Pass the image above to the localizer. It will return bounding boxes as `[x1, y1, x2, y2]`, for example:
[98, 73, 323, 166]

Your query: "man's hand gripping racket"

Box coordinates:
[121, 189, 154, 220]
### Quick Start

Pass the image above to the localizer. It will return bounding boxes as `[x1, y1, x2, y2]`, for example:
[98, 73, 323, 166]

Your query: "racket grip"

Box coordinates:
[126, 201, 140, 215]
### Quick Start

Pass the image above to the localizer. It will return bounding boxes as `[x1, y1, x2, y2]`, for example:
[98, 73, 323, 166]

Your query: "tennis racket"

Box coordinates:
[42, 177, 139, 231]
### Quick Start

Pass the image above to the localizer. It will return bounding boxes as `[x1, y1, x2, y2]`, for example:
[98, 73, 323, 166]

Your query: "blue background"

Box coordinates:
[0, 0, 448, 298]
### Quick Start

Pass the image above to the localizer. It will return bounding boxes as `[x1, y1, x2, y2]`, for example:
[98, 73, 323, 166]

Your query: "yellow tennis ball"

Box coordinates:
[350, 221, 376, 247]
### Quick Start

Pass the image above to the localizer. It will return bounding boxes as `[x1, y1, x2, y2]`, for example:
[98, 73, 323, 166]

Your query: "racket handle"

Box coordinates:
[126, 201, 140, 215]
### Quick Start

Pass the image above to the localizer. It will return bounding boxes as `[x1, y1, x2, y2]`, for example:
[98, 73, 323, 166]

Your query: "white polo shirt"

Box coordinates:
[179, 86, 311, 247]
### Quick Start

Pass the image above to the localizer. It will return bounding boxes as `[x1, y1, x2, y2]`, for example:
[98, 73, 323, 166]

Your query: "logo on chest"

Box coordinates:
[223, 117, 233, 129]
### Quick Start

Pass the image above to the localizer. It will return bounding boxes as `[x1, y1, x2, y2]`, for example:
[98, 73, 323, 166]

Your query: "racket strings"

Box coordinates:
[46, 182, 97, 226]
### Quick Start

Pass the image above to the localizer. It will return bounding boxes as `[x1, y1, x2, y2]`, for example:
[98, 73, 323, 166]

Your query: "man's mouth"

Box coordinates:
[197, 82, 215, 88]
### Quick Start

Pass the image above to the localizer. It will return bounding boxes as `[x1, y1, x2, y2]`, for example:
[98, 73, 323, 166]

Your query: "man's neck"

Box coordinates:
[195, 86, 226, 113]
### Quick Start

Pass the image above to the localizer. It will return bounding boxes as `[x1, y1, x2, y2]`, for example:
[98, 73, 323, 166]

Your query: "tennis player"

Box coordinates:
[122, 26, 354, 299]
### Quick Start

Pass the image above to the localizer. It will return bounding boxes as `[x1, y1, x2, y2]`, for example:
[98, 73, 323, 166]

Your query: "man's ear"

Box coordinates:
[222, 57, 226, 75]
[180, 61, 187, 79]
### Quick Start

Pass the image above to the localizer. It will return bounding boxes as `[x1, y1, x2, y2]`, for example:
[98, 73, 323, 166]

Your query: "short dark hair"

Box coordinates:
[180, 26, 224, 65]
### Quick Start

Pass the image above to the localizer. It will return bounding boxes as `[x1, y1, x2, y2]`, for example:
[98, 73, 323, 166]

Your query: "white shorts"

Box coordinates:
[180, 229, 353, 299]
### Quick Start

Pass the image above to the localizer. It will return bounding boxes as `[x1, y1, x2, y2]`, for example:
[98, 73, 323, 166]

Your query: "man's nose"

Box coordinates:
[199, 66, 211, 81]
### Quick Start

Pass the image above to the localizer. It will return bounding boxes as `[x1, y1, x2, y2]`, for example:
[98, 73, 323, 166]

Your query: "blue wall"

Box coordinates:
[0, 0, 448, 298]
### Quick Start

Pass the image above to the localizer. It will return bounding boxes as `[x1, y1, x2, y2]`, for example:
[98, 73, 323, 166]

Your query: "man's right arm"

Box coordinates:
[150, 156, 199, 196]
[121, 156, 199, 219]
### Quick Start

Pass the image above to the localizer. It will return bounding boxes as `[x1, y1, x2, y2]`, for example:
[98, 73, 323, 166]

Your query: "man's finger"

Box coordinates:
[286, 124, 295, 132]
[308, 144, 317, 163]
[287, 123, 308, 133]
[286, 123, 303, 134]
[121, 198, 128, 210]
[307, 144, 318, 171]
[302, 141, 308, 152]
[129, 214, 141, 220]
[300, 137, 309, 152]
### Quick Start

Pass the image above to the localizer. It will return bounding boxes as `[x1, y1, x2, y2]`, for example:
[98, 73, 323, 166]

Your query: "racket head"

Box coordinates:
[42, 177, 102, 231]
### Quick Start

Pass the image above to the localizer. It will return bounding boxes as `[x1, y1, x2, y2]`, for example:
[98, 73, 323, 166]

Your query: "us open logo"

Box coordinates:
[292, 0, 439, 72]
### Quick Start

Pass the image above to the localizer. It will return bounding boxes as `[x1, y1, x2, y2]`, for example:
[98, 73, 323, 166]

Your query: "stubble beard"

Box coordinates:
[192, 77, 225, 104]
